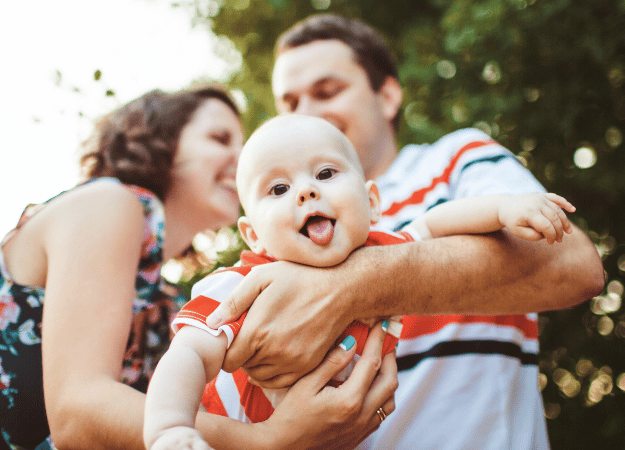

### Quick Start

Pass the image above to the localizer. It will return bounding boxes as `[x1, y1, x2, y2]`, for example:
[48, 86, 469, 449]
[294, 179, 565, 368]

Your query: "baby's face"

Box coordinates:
[237, 115, 379, 267]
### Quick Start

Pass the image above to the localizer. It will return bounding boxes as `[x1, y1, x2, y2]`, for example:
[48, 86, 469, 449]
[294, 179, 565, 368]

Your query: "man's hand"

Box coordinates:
[206, 260, 356, 388]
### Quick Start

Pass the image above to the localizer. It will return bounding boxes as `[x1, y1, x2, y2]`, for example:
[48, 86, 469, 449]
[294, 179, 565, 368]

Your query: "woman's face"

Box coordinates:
[168, 98, 244, 232]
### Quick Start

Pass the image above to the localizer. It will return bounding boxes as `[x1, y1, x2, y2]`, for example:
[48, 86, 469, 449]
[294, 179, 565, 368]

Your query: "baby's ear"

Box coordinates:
[238, 216, 265, 254]
[366, 180, 382, 224]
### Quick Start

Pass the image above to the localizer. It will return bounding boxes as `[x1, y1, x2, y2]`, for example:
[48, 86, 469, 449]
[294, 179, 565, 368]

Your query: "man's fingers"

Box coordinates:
[247, 371, 300, 389]
[245, 363, 299, 386]
[221, 338, 256, 372]
[205, 270, 266, 329]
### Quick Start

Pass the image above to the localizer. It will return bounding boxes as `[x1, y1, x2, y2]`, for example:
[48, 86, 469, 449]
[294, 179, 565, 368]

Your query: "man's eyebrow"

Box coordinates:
[312, 76, 342, 87]
[280, 76, 340, 101]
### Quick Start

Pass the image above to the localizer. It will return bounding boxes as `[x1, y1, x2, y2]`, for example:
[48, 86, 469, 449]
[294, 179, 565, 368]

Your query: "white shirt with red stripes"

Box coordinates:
[360, 128, 550, 450]
[172, 228, 416, 424]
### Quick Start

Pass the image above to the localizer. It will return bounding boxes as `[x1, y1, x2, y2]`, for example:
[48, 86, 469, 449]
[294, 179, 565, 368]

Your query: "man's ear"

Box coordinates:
[366, 180, 382, 224]
[238, 216, 265, 254]
[379, 76, 403, 123]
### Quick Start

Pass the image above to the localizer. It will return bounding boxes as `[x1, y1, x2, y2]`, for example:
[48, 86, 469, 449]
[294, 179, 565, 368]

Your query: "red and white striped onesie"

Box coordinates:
[172, 228, 416, 423]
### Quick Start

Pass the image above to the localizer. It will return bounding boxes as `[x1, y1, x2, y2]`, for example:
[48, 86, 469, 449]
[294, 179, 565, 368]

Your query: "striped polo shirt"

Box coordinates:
[360, 128, 550, 449]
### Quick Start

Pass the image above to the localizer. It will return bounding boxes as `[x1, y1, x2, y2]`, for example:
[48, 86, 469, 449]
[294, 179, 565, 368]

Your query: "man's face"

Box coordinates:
[272, 39, 395, 180]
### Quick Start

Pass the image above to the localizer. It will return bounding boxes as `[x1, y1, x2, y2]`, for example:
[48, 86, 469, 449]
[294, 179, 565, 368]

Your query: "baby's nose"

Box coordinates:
[298, 185, 320, 205]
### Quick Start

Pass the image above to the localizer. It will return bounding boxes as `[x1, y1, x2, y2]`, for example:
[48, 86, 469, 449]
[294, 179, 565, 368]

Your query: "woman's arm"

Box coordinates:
[42, 182, 149, 449]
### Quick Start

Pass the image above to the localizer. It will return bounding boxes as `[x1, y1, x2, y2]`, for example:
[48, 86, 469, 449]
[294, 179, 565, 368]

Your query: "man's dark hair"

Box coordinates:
[276, 14, 400, 129]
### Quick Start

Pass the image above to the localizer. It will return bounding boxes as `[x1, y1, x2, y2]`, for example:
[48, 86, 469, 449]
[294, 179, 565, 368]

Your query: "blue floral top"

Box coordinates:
[0, 178, 172, 450]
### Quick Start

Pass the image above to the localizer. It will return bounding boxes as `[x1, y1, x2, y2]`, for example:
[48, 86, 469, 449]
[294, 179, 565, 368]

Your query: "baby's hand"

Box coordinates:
[498, 193, 576, 244]
[150, 427, 213, 450]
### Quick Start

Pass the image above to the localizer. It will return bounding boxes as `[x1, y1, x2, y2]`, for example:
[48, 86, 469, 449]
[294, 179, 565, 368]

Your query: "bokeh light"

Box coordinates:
[473, 121, 492, 136]
[436, 60, 457, 79]
[597, 316, 614, 335]
[576, 359, 594, 377]
[311, 0, 331, 10]
[544, 403, 561, 419]
[573, 146, 597, 169]
[587, 371, 613, 405]
[452, 105, 469, 123]
[539, 373, 548, 390]
[482, 61, 502, 84]
[605, 126, 623, 148]
[617, 373, 625, 392]
[520, 137, 537, 152]
[607, 280, 624, 297]
[523, 87, 540, 102]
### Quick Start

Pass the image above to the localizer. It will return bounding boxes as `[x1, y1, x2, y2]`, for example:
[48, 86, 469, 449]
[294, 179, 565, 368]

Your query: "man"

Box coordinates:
[207, 14, 604, 449]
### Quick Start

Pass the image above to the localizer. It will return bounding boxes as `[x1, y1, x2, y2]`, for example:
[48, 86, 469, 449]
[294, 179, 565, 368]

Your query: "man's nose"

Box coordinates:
[295, 96, 317, 116]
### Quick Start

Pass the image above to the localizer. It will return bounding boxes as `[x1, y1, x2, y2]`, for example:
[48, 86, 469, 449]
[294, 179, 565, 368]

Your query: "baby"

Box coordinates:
[144, 115, 575, 450]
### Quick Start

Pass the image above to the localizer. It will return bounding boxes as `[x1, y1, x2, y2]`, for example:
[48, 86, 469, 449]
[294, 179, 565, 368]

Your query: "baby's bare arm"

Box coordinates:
[408, 193, 575, 244]
[144, 327, 227, 450]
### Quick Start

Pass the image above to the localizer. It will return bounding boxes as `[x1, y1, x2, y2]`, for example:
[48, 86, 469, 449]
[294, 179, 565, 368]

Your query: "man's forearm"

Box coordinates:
[348, 226, 604, 318]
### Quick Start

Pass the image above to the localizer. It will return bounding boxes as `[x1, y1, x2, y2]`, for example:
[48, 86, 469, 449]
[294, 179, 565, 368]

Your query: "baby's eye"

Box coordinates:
[270, 184, 289, 196]
[317, 168, 335, 180]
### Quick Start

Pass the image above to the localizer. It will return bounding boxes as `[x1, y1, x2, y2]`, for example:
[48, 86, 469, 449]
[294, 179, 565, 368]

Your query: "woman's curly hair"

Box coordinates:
[80, 84, 240, 201]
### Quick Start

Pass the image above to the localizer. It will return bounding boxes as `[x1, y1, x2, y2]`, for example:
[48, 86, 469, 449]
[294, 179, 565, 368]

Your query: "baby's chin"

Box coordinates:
[286, 249, 352, 268]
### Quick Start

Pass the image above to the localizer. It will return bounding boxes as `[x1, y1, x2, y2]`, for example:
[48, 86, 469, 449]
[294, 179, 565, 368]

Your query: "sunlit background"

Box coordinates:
[0, 0, 240, 238]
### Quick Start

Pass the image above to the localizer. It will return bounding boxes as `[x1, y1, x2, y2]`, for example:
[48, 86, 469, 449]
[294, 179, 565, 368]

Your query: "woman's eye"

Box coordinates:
[317, 169, 335, 180]
[271, 184, 289, 196]
[210, 132, 231, 145]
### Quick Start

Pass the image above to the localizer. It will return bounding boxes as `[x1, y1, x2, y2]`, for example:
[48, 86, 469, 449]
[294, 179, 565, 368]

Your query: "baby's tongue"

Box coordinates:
[306, 217, 334, 245]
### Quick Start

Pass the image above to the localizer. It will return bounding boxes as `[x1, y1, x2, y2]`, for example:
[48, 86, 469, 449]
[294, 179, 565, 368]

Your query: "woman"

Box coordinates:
[0, 85, 396, 450]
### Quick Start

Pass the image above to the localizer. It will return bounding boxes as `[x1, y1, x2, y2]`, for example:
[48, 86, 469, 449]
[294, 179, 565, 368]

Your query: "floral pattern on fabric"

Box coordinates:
[0, 178, 177, 450]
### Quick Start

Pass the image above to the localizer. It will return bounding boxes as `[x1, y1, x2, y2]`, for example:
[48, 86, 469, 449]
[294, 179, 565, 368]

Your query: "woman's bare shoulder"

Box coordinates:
[4, 179, 145, 287]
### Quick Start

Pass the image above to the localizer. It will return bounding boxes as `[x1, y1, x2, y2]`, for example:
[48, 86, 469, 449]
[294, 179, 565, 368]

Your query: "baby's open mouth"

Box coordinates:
[300, 215, 336, 245]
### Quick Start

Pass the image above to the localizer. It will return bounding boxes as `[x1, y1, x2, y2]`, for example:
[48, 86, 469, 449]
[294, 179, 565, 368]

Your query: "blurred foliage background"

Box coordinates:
[171, 0, 625, 447]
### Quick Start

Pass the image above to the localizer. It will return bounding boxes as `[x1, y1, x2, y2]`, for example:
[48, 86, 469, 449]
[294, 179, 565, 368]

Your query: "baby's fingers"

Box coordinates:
[545, 193, 576, 213]
[542, 205, 566, 242]
[544, 194, 575, 235]
[529, 213, 558, 243]
[509, 226, 544, 242]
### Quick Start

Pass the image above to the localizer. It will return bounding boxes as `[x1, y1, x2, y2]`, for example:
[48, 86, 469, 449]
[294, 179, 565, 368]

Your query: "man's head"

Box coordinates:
[236, 115, 381, 267]
[272, 14, 403, 180]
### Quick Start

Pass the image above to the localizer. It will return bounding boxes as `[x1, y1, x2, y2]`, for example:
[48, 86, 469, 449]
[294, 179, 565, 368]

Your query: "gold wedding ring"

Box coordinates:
[376, 407, 387, 423]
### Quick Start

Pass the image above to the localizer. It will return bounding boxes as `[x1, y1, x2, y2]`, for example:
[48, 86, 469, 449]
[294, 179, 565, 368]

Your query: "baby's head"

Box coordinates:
[236, 115, 381, 267]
